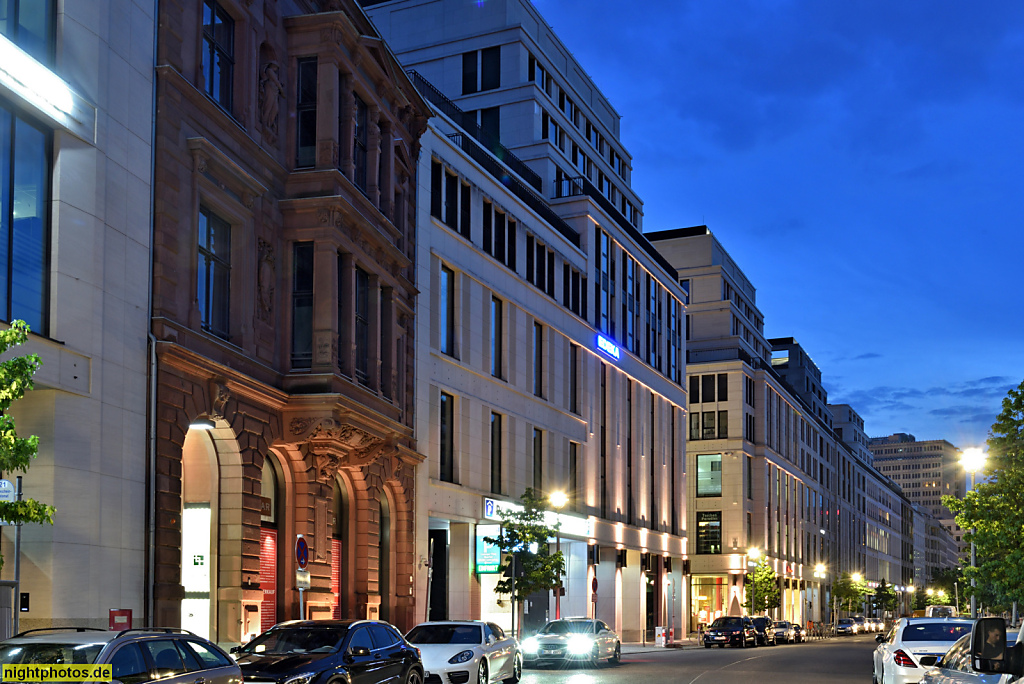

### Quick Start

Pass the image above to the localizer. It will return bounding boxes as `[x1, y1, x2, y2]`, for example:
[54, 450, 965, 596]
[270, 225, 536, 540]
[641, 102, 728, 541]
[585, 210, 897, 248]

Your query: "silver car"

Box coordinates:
[0, 627, 242, 684]
[406, 620, 521, 684]
[521, 618, 620, 667]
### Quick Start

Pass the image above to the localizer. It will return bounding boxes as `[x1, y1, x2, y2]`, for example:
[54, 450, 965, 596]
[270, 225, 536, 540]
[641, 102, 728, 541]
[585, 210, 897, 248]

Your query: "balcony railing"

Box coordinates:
[408, 70, 542, 193]
[554, 175, 676, 277]
[448, 133, 579, 248]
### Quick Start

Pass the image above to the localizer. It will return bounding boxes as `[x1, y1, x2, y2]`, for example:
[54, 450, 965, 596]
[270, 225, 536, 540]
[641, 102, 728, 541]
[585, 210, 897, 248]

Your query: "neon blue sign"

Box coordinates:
[596, 334, 620, 360]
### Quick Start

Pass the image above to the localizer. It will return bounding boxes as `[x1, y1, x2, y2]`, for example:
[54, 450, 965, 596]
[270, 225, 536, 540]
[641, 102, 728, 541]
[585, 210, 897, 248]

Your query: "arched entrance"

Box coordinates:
[332, 475, 352, 618]
[378, 489, 392, 623]
[180, 428, 218, 639]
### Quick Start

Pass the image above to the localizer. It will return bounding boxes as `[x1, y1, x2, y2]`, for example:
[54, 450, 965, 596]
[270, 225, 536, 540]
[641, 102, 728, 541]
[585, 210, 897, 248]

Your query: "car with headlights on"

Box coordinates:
[702, 616, 757, 648]
[872, 617, 974, 684]
[0, 627, 241, 684]
[405, 621, 520, 684]
[521, 618, 620, 667]
[234, 620, 423, 684]
[837, 618, 859, 635]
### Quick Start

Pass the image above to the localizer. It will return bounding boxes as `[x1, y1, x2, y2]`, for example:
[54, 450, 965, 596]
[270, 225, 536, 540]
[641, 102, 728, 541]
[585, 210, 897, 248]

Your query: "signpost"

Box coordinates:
[296, 535, 309, 619]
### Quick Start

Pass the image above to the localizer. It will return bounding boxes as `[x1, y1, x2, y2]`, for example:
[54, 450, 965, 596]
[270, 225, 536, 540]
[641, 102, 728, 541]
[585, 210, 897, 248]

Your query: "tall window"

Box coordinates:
[696, 453, 722, 497]
[291, 242, 313, 368]
[532, 428, 543, 493]
[532, 322, 543, 397]
[623, 256, 635, 352]
[0, 0, 54, 65]
[490, 296, 502, 378]
[568, 442, 578, 511]
[490, 412, 502, 495]
[0, 109, 49, 334]
[440, 265, 455, 356]
[295, 58, 317, 167]
[353, 94, 368, 192]
[696, 511, 722, 554]
[197, 206, 231, 339]
[462, 47, 500, 94]
[440, 392, 454, 483]
[201, 0, 234, 110]
[354, 267, 369, 385]
[569, 343, 579, 413]
[595, 228, 610, 333]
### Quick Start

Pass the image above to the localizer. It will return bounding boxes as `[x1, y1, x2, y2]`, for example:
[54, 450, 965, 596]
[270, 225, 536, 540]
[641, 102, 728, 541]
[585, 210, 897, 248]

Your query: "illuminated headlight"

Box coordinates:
[568, 635, 594, 655]
[522, 638, 539, 654]
[448, 650, 475, 664]
[283, 673, 317, 684]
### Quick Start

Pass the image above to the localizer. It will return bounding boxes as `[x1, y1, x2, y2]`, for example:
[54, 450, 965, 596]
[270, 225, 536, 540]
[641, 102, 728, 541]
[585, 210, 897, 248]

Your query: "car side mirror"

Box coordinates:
[875, 634, 884, 643]
[230, 646, 241, 654]
[970, 617, 1018, 676]
[346, 645, 371, 661]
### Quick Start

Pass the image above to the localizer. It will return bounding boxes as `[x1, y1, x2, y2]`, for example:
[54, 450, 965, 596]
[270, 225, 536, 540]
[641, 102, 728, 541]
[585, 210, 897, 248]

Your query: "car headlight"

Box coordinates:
[448, 650, 475, 664]
[568, 635, 594, 655]
[522, 638, 539, 654]
[283, 673, 317, 684]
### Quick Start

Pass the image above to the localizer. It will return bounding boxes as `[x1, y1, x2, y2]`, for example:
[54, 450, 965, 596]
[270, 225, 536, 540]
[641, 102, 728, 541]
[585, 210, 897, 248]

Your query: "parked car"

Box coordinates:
[701, 616, 757, 648]
[773, 621, 797, 644]
[872, 617, 974, 684]
[750, 616, 777, 646]
[0, 627, 241, 684]
[405, 620, 520, 684]
[520, 618, 620, 667]
[791, 624, 805, 643]
[234, 620, 423, 684]
[836, 618, 859, 635]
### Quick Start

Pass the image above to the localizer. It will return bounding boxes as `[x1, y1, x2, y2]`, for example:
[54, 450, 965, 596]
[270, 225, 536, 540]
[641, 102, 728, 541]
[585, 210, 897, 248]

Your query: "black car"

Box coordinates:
[702, 616, 757, 648]
[234, 620, 423, 684]
[749, 616, 777, 646]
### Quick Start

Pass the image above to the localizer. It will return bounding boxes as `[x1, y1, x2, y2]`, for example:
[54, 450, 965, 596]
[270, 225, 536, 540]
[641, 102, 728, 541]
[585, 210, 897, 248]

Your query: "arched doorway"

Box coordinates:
[181, 428, 218, 639]
[378, 489, 392, 623]
[332, 476, 352, 618]
[260, 457, 281, 633]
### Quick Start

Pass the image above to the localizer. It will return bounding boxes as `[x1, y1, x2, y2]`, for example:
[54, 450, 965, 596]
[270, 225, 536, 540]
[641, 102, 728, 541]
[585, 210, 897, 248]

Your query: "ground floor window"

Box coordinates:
[691, 575, 729, 630]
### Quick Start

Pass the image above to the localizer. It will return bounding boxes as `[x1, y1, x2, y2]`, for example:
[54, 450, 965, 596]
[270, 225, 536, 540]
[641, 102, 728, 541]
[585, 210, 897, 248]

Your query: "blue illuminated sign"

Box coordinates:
[596, 334, 620, 360]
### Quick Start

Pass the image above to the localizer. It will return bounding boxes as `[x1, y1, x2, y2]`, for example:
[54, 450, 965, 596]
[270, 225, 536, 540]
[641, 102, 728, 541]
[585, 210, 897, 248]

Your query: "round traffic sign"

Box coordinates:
[592, 577, 598, 592]
[296, 536, 309, 569]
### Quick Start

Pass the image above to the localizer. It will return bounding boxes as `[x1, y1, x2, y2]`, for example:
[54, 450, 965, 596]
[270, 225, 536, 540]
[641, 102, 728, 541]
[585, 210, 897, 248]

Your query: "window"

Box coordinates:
[701, 375, 716, 403]
[718, 410, 728, 439]
[291, 242, 313, 368]
[702, 411, 716, 439]
[622, 256, 636, 352]
[696, 511, 722, 554]
[439, 392, 454, 483]
[747, 455, 753, 499]
[568, 441, 578, 510]
[490, 412, 502, 495]
[354, 268, 370, 385]
[110, 645, 148, 684]
[0, 108, 49, 334]
[718, 374, 728, 401]
[353, 94, 368, 192]
[490, 296, 502, 378]
[0, 0, 54, 66]
[201, 0, 234, 110]
[595, 227, 610, 333]
[463, 47, 500, 94]
[141, 640, 186, 677]
[440, 265, 455, 356]
[296, 58, 317, 167]
[197, 206, 231, 339]
[697, 454, 722, 496]
[184, 641, 232, 669]
[533, 428, 543, 493]
[689, 375, 700, 404]
[482, 202, 516, 270]
[533, 322, 543, 397]
[569, 343, 579, 413]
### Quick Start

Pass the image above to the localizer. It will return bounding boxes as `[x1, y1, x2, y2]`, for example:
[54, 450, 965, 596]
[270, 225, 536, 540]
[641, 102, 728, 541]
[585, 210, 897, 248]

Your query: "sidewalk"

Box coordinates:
[621, 638, 703, 653]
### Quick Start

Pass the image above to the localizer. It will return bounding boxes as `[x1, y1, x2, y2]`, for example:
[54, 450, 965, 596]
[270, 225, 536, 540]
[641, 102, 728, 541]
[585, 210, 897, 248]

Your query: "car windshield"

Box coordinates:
[406, 625, 482, 645]
[751, 618, 769, 628]
[539, 621, 596, 635]
[776, 622, 790, 628]
[709, 618, 741, 629]
[0, 643, 105, 665]
[902, 623, 973, 643]
[239, 628, 348, 655]
[839, 619, 853, 625]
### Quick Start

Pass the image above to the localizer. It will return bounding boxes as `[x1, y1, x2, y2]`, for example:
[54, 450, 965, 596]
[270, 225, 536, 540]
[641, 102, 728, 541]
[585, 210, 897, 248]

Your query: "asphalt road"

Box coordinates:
[521, 634, 879, 684]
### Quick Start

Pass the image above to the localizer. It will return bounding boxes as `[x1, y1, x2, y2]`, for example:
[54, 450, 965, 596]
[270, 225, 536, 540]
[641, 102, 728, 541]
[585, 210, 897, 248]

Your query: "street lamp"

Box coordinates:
[747, 547, 761, 615]
[961, 447, 986, 619]
[549, 491, 567, 619]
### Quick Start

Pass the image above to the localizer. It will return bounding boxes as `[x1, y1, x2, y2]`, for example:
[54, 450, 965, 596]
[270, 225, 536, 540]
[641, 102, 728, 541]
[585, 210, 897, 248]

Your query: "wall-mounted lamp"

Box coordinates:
[190, 417, 216, 430]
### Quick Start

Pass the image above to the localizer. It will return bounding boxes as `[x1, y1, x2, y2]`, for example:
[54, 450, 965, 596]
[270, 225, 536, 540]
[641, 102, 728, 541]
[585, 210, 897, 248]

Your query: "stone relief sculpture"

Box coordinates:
[257, 238, 275, 322]
[259, 61, 282, 143]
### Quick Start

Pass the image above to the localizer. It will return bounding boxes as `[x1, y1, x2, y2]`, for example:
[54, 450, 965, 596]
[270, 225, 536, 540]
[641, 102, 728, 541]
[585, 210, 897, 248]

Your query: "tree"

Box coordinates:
[744, 558, 780, 614]
[833, 573, 870, 615]
[871, 579, 898, 616]
[483, 489, 564, 634]
[0, 321, 56, 570]
[945, 379, 1024, 606]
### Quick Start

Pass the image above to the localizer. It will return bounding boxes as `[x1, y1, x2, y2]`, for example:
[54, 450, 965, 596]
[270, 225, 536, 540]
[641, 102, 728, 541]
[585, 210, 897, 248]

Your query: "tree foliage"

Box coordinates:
[833, 573, 871, 614]
[483, 489, 564, 601]
[871, 579, 898, 615]
[0, 322, 56, 570]
[744, 558, 780, 614]
[945, 379, 1024, 605]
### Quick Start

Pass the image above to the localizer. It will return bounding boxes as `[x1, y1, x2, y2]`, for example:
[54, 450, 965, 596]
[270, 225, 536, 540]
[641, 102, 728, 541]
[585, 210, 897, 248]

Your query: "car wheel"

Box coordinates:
[739, 635, 746, 648]
[504, 654, 521, 684]
[405, 668, 423, 684]
[609, 642, 620, 664]
[477, 659, 488, 684]
[704, 643, 712, 649]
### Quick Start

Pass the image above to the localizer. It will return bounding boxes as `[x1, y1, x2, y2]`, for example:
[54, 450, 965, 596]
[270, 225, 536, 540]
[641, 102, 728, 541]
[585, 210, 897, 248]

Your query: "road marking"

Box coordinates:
[685, 655, 767, 684]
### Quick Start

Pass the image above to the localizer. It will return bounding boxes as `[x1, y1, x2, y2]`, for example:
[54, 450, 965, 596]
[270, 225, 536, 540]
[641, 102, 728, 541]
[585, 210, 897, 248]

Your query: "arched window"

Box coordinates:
[259, 457, 280, 633]
[378, 492, 391, 622]
[332, 477, 351, 618]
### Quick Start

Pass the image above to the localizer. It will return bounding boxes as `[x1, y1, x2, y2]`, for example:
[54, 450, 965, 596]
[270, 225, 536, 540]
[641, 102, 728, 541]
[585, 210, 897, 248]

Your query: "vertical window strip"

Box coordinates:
[291, 242, 314, 368]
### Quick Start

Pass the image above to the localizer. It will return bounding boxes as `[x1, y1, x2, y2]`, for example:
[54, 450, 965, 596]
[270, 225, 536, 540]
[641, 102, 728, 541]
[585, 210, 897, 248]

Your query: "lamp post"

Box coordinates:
[961, 448, 986, 619]
[747, 547, 761, 615]
[814, 564, 826, 625]
[549, 491, 568, 619]
[907, 585, 915, 616]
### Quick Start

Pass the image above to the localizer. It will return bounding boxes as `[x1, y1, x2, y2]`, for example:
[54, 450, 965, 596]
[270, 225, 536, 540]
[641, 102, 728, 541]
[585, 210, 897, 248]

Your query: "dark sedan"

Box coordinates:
[234, 620, 423, 684]
[750, 616, 777, 646]
[702, 616, 757, 648]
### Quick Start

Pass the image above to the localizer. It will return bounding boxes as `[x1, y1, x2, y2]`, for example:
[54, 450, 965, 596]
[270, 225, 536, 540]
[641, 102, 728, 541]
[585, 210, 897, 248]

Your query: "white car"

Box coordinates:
[406, 620, 521, 684]
[521, 617, 621, 667]
[873, 617, 975, 684]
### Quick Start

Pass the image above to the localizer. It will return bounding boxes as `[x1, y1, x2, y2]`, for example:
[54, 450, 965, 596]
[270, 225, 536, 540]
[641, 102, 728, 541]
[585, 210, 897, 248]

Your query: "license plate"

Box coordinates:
[542, 649, 559, 654]
[714, 636, 726, 640]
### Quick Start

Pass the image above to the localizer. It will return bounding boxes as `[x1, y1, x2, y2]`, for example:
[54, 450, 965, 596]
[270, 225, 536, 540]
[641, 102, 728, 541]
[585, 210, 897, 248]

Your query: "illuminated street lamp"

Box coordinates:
[549, 491, 567, 619]
[747, 548, 761, 614]
[961, 448, 986, 619]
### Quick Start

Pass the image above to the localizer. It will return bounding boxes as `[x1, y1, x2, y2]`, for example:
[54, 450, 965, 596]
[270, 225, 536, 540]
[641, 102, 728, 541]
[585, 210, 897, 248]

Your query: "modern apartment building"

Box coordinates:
[364, 0, 689, 641]
[0, 2, 154, 632]
[150, 0, 430, 644]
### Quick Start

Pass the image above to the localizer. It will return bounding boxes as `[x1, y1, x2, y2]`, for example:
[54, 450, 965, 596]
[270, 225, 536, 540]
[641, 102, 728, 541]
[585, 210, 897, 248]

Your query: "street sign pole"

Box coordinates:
[13, 477, 21, 635]
[295, 535, 309, 620]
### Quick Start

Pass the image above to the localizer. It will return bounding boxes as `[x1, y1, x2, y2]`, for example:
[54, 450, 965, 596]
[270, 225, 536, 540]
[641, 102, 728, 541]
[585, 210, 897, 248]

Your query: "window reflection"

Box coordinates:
[0, 1, 55, 66]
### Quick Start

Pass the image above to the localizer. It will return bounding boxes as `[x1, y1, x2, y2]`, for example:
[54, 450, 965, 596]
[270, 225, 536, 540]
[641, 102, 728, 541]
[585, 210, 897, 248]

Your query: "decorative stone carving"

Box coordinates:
[196, 155, 208, 174]
[318, 140, 339, 168]
[258, 61, 282, 144]
[257, 238, 275, 322]
[210, 379, 231, 418]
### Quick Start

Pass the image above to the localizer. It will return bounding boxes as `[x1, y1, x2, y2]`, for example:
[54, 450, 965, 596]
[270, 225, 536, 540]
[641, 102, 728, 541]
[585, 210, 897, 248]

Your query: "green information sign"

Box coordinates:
[476, 524, 501, 574]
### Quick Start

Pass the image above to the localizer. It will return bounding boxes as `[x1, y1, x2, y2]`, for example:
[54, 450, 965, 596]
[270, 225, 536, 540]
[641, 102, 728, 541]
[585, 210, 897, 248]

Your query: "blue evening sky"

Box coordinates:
[532, 0, 1024, 449]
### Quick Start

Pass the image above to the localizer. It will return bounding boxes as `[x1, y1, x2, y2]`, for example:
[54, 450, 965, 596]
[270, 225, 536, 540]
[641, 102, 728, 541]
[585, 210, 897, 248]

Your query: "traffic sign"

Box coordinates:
[295, 535, 309, 569]
[296, 569, 311, 590]
[592, 577, 598, 592]
[0, 480, 14, 503]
